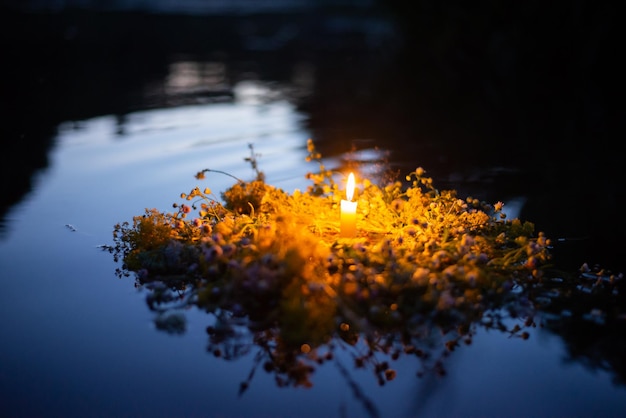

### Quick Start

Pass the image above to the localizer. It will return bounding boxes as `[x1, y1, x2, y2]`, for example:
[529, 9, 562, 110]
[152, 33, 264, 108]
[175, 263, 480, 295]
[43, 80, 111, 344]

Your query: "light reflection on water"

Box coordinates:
[1, 99, 625, 418]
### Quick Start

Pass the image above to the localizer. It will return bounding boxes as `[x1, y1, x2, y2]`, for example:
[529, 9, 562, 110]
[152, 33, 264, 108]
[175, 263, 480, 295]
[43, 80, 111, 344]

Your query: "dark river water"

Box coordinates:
[1, 3, 624, 417]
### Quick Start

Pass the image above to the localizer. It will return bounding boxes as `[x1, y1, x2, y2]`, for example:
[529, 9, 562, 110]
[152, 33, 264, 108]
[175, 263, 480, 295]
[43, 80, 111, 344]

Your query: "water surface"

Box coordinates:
[2, 94, 625, 418]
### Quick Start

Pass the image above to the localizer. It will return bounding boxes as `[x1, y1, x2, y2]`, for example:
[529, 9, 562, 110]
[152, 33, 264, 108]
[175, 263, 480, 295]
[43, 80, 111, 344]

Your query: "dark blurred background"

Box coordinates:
[0, 0, 623, 271]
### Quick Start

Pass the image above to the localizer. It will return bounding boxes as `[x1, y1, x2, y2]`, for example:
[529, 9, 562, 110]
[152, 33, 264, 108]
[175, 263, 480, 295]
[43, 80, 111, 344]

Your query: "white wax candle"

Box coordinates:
[340, 173, 357, 237]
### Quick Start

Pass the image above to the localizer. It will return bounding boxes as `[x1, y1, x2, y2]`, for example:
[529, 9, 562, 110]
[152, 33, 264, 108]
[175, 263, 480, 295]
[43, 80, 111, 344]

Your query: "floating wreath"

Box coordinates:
[110, 139, 556, 400]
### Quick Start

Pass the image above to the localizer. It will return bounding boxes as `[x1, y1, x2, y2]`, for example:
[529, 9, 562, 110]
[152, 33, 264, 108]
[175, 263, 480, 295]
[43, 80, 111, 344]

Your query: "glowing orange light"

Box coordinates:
[346, 172, 355, 201]
[340, 172, 357, 237]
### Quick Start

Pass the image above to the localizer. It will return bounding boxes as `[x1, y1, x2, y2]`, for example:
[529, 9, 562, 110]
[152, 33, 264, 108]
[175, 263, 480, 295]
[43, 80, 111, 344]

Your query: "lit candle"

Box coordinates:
[340, 172, 357, 237]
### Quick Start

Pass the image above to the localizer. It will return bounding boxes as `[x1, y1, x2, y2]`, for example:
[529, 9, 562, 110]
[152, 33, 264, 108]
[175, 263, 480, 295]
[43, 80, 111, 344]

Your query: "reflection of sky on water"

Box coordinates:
[51, 99, 311, 219]
[1, 96, 626, 418]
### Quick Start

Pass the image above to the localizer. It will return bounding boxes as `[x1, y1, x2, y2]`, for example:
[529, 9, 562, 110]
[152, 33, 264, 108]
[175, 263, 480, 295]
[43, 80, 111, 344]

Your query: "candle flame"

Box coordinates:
[346, 172, 355, 201]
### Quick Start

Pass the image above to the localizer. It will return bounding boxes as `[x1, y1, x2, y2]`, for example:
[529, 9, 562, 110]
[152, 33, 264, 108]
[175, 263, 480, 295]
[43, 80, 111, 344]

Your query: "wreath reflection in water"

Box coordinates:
[109, 140, 554, 406]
